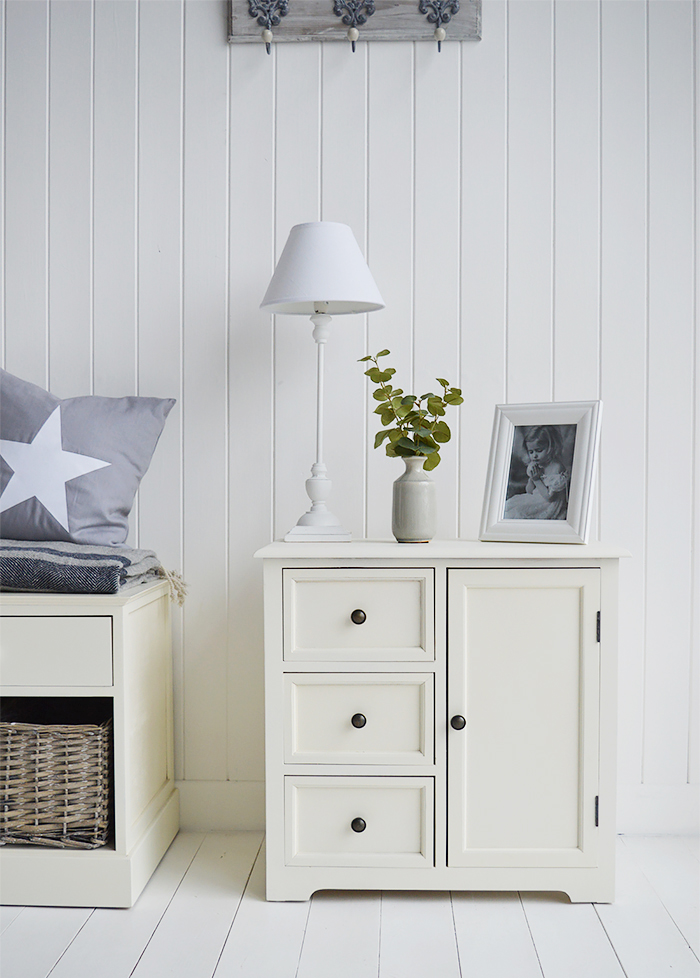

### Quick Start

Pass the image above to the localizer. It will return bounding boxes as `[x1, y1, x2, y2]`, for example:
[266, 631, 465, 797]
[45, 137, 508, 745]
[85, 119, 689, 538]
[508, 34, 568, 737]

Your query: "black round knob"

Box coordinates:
[450, 715, 466, 730]
[351, 713, 367, 728]
[350, 609, 366, 625]
[351, 817, 366, 833]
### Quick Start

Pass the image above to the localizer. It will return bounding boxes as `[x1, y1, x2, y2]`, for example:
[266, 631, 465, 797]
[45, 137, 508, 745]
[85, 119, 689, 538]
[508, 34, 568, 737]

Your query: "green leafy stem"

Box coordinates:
[358, 349, 463, 471]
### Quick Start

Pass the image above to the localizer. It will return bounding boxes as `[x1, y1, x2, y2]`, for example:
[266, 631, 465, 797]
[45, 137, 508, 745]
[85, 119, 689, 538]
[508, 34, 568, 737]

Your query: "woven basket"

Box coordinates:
[0, 719, 111, 849]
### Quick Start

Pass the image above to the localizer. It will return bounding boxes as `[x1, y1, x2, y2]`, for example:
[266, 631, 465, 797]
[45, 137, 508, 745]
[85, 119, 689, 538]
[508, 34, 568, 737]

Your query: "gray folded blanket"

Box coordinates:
[0, 540, 184, 599]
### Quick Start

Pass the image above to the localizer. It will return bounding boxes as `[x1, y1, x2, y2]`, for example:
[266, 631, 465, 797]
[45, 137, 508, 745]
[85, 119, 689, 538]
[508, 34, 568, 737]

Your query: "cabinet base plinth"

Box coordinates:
[265, 863, 615, 905]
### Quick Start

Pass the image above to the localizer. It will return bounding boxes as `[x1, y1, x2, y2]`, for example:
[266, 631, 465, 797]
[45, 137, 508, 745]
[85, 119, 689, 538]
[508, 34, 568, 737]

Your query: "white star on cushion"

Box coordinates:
[0, 406, 111, 532]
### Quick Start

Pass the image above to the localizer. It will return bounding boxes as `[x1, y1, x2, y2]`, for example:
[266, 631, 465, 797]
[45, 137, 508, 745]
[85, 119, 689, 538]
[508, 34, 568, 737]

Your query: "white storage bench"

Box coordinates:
[0, 581, 179, 908]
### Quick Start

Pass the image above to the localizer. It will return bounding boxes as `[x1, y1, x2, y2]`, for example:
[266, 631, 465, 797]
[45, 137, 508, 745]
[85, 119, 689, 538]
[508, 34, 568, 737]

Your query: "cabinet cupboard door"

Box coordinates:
[447, 568, 600, 869]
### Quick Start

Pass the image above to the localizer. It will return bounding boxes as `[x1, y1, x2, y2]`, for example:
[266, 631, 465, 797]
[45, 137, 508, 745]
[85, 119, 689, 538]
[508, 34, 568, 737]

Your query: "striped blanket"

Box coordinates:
[0, 540, 165, 595]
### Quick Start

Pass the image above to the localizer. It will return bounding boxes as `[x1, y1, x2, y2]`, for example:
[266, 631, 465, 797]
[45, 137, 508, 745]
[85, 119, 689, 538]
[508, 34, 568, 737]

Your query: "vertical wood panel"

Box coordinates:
[181, 0, 230, 781]
[600, 0, 648, 789]
[47, 0, 93, 397]
[506, 0, 554, 403]
[320, 42, 368, 540]
[3, 0, 49, 386]
[459, 0, 507, 539]
[273, 44, 321, 540]
[413, 41, 462, 539]
[227, 42, 274, 783]
[137, 0, 185, 776]
[552, 0, 600, 402]
[137, 0, 183, 565]
[644, 0, 695, 785]
[93, 0, 138, 397]
[0, 0, 5, 364]
[689, 0, 699, 788]
[366, 42, 415, 539]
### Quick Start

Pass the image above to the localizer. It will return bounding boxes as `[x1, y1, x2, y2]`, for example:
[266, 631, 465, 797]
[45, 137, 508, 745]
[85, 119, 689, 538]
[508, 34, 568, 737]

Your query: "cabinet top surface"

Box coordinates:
[255, 539, 630, 561]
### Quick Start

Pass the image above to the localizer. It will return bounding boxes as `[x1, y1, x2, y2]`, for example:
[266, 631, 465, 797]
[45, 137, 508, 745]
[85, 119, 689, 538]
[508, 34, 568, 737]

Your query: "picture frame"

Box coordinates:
[479, 401, 602, 544]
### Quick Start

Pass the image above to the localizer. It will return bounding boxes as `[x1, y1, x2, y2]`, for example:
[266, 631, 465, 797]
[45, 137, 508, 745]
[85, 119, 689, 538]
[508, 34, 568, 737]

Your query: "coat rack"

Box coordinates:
[229, 0, 481, 54]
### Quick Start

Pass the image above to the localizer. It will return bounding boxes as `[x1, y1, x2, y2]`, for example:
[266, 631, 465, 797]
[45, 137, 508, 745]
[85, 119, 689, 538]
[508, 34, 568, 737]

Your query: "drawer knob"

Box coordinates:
[350, 609, 367, 625]
[450, 715, 466, 730]
[351, 817, 367, 833]
[351, 713, 367, 728]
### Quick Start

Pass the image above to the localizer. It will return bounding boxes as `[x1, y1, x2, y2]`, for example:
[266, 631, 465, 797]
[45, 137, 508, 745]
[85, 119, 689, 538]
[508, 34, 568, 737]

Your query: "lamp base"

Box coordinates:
[283, 462, 351, 542]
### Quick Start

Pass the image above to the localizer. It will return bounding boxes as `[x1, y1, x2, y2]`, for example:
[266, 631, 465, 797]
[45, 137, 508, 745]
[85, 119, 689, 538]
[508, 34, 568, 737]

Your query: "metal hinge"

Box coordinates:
[595, 795, 599, 827]
[596, 611, 601, 643]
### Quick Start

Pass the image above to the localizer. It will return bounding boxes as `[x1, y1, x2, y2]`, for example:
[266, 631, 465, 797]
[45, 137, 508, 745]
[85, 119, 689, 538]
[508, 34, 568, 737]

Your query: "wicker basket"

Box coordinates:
[0, 719, 111, 849]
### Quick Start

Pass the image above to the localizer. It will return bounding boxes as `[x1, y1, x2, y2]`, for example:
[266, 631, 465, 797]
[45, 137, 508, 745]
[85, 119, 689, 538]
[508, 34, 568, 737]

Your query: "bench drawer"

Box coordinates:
[0, 617, 113, 686]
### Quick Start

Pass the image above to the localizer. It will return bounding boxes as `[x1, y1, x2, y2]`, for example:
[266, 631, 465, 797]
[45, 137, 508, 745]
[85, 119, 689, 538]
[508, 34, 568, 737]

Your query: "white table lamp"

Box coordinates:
[261, 222, 385, 541]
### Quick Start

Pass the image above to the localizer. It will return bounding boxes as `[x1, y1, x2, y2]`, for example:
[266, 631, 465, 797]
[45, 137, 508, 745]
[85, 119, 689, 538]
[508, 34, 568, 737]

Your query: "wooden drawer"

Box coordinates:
[283, 568, 434, 661]
[0, 616, 113, 686]
[285, 776, 434, 867]
[285, 674, 434, 764]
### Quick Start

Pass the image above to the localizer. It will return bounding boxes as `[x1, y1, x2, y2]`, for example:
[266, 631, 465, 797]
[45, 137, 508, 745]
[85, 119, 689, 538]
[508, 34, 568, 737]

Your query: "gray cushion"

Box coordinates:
[0, 369, 175, 545]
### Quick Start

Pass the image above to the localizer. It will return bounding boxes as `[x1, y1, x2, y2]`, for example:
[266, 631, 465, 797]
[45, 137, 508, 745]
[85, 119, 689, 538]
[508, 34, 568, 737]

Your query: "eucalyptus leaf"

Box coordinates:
[360, 348, 463, 470]
[397, 436, 418, 451]
[374, 429, 392, 448]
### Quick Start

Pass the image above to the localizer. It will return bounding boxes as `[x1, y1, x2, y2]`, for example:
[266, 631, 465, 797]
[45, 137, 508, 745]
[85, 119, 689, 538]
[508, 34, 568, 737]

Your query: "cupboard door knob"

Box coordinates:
[450, 715, 466, 730]
[351, 713, 367, 728]
[350, 609, 366, 624]
[351, 817, 366, 833]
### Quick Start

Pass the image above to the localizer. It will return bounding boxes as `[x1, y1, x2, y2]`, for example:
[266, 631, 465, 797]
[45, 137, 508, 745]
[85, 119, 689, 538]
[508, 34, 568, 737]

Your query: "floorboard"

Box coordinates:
[213, 843, 310, 978]
[595, 840, 700, 978]
[620, 835, 700, 956]
[296, 890, 381, 978]
[0, 905, 24, 935]
[0, 906, 92, 978]
[451, 892, 544, 978]
[521, 892, 626, 978]
[47, 831, 207, 978]
[129, 831, 262, 978]
[1, 833, 698, 978]
[378, 891, 461, 978]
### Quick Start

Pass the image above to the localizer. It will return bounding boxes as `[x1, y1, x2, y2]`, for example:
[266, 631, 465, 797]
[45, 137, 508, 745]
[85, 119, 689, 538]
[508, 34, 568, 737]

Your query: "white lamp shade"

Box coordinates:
[260, 222, 385, 315]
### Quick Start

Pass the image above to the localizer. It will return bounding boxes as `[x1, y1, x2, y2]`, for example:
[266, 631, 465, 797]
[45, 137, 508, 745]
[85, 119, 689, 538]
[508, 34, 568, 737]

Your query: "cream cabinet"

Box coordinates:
[0, 581, 179, 908]
[256, 541, 624, 903]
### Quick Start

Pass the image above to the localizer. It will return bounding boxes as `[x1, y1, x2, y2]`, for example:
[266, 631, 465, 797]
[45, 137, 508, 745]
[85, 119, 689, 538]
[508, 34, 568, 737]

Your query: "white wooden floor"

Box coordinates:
[1, 834, 698, 978]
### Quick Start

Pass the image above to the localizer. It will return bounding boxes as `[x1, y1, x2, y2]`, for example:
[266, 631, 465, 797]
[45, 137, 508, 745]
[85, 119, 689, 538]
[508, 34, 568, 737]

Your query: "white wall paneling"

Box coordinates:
[93, 0, 138, 398]
[506, 0, 554, 404]
[599, 0, 648, 795]
[182, 0, 230, 782]
[365, 41, 415, 539]
[227, 41, 274, 784]
[48, 0, 93, 397]
[0, 0, 697, 832]
[458, 0, 507, 541]
[3, 0, 49, 387]
[643, 0, 695, 789]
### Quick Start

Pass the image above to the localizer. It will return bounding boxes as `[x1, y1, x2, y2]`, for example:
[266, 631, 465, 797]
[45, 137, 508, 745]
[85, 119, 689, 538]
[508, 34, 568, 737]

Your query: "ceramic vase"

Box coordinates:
[392, 456, 437, 543]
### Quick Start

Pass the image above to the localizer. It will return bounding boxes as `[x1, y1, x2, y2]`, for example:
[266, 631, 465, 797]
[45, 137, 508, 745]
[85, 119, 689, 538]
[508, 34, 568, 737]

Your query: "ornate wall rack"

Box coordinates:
[229, 0, 481, 53]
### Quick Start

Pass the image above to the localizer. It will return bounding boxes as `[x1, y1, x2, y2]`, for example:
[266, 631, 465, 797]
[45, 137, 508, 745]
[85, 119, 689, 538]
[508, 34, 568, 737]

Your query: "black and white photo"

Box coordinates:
[503, 423, 577, 521]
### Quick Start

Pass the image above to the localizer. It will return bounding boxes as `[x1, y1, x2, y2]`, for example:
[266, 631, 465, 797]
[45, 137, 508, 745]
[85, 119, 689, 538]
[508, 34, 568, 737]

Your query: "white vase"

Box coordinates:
[392, 456, 437, 543]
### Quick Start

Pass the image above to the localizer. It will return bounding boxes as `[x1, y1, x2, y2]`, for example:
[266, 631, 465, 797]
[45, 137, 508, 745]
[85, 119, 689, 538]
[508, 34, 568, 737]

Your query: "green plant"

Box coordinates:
[359, 349, 464, 471]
